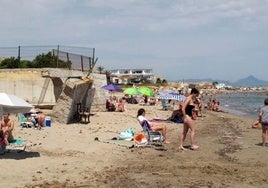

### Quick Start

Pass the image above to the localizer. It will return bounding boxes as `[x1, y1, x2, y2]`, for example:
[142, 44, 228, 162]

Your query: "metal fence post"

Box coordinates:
[81, 55, 84, 72]
[56, 45, 59, 68]
[18, 45, 21, 68]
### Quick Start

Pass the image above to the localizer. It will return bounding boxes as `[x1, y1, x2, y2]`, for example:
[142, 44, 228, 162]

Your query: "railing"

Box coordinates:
[0, 45, 96, 72]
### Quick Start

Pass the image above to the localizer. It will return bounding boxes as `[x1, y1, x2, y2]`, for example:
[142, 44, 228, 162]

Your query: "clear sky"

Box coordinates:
[1, 0, 268, 82]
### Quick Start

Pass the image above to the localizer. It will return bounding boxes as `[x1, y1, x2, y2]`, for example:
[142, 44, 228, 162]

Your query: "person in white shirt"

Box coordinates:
[137, 108, 169, 144]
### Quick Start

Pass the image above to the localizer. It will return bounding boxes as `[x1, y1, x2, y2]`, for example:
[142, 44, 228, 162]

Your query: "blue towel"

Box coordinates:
[9, 139, 25, 145]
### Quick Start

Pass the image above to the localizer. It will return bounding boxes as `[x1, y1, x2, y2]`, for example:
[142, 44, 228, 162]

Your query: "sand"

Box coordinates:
[1, 98, 268, 188]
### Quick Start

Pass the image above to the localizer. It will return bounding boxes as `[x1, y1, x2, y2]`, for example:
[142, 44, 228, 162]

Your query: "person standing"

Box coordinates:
[179, 88, 200, 150]
[259, 98, 268, 147]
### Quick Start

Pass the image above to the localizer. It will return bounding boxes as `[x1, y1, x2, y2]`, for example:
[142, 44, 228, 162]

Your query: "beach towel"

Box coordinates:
[10, 139, 25, 145]
[5, 139, 26, 152]
[118, 128, 134, 141]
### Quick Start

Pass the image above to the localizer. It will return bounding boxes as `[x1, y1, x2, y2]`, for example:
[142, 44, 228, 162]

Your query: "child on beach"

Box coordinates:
[259, 98, 268, 147]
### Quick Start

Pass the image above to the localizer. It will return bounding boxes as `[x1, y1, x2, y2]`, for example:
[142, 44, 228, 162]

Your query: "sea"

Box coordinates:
[204, 91, 268, 120]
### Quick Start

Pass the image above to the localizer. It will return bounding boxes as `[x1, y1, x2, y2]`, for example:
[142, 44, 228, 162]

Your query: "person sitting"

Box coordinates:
[137, 108, 169, 144]
[116, 98, 126, 112]
[0, 129, 6, 154]
[122, 94, 129, 101]
[32, 109, 46, 128]
[127, 95, 138, 104]
[144, 96, 148, 104]
[212, 101, 228, 113]
[106, 99, 116, 112]
[148, 97, 156, 105]
[0, 113, 14, 145]
[169, 109, 184, 123]
[24, 109, 46, 128]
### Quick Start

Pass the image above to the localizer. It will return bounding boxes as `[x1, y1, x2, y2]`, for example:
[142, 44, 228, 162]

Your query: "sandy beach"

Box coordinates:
[1, 97, 268, 188]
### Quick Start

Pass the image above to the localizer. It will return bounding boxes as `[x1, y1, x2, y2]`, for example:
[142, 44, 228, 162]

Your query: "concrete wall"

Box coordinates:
[0, 69, 55, 105]
[90, 73, 109, 112]
[51, 78, 93, 124]
[0, 68, 109, 123]
[0, 68, 88, 106]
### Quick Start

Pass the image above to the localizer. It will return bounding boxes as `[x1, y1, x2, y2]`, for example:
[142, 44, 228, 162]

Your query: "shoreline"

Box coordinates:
[1, 99, 268, 187]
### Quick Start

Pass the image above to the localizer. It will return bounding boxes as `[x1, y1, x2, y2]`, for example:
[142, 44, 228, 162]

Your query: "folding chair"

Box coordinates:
[139, 120, 164, 145]
[19, 114, 35, 128]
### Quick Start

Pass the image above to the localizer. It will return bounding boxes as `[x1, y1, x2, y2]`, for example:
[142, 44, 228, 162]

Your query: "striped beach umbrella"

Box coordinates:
[156, 93, 186, 102]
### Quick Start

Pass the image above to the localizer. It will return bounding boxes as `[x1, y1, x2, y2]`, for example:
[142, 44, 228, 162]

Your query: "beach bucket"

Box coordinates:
[45, 116, 51, 127]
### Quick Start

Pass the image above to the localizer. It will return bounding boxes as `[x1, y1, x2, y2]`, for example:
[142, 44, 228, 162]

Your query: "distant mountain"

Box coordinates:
[177, 75, 268, 87]
[232, 75, 268, 87]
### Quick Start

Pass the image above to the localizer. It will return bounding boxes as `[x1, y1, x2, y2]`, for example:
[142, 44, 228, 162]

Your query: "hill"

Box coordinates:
[232, 75, 268, 87]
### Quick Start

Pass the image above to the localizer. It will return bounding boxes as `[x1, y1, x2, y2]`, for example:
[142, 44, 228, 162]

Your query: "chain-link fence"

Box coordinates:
[0, 45, 96, 72]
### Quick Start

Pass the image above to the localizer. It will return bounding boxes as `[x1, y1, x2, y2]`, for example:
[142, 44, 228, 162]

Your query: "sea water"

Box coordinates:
[206, 91, 268, 120]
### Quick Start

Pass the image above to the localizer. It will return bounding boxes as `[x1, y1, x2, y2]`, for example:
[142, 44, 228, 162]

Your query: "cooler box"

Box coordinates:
[45, 116, 51, 127]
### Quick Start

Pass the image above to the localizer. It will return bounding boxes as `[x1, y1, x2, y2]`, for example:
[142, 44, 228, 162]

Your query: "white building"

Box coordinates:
[216, 83, 233, 90]
[109, 69, 155, 84]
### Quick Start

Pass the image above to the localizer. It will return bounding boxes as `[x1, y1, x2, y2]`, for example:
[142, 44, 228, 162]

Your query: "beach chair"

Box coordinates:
[19, 114, 35, 128]
[76, 103, 90, 123]
[19, 114, 28, 128]
[139, 120, 164, 145]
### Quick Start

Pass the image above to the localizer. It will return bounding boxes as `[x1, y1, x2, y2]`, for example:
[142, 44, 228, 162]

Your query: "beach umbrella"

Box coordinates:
[156, 92, 186, 102]
[101, 84, 122, 92]
[138, 87, 154, 97]
[0, 93, 33, 116]
[123, 88, 141, 96]
[160, 89, 174, 94]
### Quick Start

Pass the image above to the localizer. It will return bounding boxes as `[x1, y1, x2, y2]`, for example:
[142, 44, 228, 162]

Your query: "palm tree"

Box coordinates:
[105, 70, 111, 84]
[97, 66, 104, 74]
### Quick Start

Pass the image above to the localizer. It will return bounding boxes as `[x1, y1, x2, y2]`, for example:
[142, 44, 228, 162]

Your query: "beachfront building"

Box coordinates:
[109, 69, 155, 84]
[215, 83, 233, 90]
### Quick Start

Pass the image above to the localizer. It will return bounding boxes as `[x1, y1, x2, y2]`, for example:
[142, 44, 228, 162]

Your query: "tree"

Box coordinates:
[0, 57, 19, 68]
[156, 78, 162, 84]
[212, 81, 219, 88]
[32, 52, 55, 68]
[105, 70, 111, 84]
[20, 60, 34, 68]
[97, 66, 104, 74]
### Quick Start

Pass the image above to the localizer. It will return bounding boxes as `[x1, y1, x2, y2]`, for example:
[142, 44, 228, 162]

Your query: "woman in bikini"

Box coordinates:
[179, 88, 200, 150]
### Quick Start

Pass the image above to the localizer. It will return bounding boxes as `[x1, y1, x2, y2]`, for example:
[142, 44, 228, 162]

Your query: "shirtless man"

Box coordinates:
[0, 113, 14, 145]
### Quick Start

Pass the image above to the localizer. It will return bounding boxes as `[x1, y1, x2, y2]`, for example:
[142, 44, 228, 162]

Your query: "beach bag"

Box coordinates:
[134, 133, 148, 147]
[118, 128, 134, 141]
